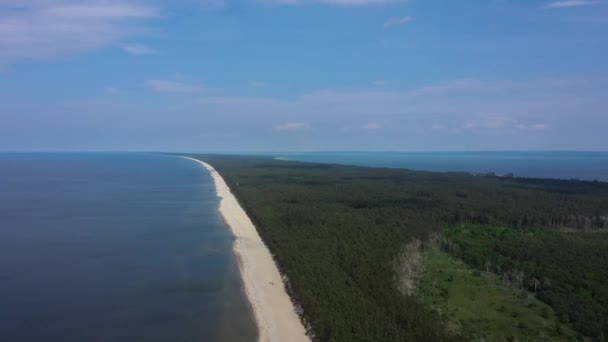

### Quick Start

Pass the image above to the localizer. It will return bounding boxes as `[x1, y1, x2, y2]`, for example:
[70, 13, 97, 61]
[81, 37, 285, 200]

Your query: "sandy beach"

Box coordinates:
[183, 157, 310, 342]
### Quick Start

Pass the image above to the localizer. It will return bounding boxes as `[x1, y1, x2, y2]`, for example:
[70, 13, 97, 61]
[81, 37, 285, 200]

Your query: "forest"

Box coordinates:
[185, 154, 608, 341]
[445, 225, 608, 340]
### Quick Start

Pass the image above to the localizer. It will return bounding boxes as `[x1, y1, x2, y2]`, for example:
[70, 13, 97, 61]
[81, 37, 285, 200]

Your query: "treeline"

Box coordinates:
[183, 154, 608, 341]
[445, 225, 608, 340]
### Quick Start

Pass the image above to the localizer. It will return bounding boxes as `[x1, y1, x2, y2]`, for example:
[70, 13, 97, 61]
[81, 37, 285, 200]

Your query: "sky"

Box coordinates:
[1, 0, 607, 152]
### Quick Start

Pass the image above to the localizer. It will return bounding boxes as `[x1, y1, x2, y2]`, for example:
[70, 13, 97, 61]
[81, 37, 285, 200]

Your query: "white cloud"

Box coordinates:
[145, 80, 205, 94]
[544, 1, 601, 8]
[120, 43, 156, 55]
[364, 123, 380, 129]
[275, 122, 309, 131]
[0, 1, 159, 65]
[384, 16, 413, 28]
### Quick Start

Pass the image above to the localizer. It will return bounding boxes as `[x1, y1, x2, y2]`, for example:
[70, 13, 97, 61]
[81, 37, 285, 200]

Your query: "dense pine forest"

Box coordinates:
[185, 154, 608, 341]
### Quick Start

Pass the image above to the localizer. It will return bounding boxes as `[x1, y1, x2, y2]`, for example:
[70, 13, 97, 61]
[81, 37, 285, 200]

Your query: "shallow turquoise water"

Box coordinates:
[0, 153, 256, 341]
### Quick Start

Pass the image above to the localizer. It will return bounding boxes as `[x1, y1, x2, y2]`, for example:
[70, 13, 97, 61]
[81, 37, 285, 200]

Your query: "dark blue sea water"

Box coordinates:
[275, 151, 608, 182]
[0, 153, 256, 342]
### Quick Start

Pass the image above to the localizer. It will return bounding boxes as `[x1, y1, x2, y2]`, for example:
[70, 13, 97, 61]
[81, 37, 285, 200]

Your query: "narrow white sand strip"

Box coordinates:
[182, 157, 310, 342]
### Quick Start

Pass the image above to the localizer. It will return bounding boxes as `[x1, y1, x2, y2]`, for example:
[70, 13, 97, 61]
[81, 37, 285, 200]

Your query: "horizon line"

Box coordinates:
[1, 149, 608, 154]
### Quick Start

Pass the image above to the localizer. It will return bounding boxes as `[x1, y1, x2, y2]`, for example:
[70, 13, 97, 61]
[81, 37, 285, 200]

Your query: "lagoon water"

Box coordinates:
[276, 151, 608, 182]
[0, 153, 256, 342]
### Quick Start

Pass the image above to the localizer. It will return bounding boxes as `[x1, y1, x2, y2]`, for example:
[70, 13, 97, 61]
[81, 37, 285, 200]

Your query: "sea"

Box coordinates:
[273, 151, 608, 182]
[1, 151, 607, 341]
[0, 153, 256, 342]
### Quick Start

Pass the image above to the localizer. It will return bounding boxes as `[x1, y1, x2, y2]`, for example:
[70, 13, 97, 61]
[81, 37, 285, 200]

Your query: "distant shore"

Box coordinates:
[182, 157, 309, 342]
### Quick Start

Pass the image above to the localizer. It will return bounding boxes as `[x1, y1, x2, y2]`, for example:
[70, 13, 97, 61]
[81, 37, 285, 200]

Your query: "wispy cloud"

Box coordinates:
[171, 72, 187, 80]
[46, 3, 157, 18]
[532, 123, 549, 130]
[544, 1, 602, 8]
[200, 0, 228, 9]
[464, 115, 549, 132]
[266, 0, 403, 6]
[384, 16, 413, 28]
[251, 81, 269, 88]
[0, 1, 159, 65]
[372, 80, 389, 86]
[186, 77, 595, 144]
[275, 122, 309, 131]
[120, 43, 157, 55]
[5, 76, 602, 151]
[145, 80, 205, 94]
[104, 87, 121, 95]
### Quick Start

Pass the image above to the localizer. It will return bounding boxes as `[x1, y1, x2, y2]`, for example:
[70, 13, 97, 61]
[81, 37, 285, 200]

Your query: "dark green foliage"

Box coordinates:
[416, 250, 576, 341]
[445, 225, 608, 339]
[182, 154, 608, 341]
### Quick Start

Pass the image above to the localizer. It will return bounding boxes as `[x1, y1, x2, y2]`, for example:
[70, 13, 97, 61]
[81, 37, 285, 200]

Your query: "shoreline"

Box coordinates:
[182, 157, 310, 342]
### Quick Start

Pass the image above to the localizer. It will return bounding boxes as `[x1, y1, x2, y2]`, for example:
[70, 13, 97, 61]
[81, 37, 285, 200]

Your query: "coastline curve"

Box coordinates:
[182, 156, 310, 342]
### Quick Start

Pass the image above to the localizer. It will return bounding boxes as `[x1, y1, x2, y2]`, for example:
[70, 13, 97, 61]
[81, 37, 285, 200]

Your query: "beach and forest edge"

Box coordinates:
[2, 1, 608, 340]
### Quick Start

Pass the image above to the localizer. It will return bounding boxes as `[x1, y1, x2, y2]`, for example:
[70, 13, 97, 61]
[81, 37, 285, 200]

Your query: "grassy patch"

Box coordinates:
[418, 251, 579, 341]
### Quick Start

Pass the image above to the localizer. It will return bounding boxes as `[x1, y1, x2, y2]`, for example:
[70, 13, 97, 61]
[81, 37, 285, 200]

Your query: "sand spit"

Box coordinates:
[182, 157, 310, 342]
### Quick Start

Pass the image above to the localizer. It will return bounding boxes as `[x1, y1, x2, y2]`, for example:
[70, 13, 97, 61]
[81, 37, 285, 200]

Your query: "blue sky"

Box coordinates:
[1, 0, 607, 151]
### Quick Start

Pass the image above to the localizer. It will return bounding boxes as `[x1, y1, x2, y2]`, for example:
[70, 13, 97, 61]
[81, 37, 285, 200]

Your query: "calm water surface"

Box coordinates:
[275, 151, 608, 182]
[0, 153, 256, 341]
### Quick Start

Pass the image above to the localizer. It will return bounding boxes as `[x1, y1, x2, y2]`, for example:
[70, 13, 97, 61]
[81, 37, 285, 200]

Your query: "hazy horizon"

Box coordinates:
[2, 149, 608, 154]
